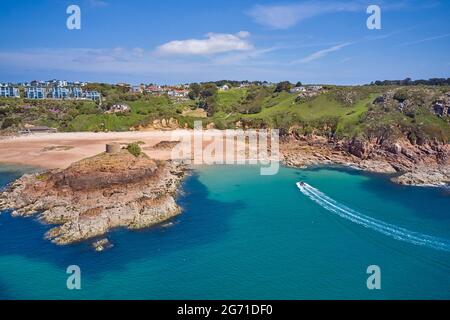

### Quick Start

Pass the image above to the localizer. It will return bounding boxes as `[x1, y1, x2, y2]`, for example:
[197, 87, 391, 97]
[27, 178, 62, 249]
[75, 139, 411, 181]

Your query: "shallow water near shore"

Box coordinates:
[0, 164, 450, 299]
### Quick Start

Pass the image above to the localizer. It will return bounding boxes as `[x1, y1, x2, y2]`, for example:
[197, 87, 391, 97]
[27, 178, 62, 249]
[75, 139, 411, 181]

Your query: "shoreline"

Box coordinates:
[0, 150, 448, 248]
[2, 160, 448, 191]
[0, 130, 449, 187]
[281, 135, 450, 188]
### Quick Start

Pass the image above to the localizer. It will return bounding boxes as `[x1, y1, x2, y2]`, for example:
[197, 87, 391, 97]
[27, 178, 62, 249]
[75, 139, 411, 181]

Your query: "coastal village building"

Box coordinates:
[83, 90, 101, 101]
[294, 85, 325, 101]
[0, 85, 20, 98]
[26, 87, 47, 99]
[24, 86, 101, 101]
[30, 80, 46, 87]
[309, 85, 323, 91]
[167, 89, 189, 98]
[106, 104, 130, 114]
[51, 87, 70, 99]
[0, 80, 101, 101]
[143, 85, 189, 100]
[132, 85, 144, 93]
[44, 79, 68, 87]
[145, 85, 164, 94]
[290, 86, 307, 93]
[71, 87, 83, 99]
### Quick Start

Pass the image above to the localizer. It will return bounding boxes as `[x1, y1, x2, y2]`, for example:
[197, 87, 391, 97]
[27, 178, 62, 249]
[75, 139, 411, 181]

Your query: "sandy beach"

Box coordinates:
[0, 131, 188, 169]
[2, 131, 448, 187]
[0, 130, 278, 169]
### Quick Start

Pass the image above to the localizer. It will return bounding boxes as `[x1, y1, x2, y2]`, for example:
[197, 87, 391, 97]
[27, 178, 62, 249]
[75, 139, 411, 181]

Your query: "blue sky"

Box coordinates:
[0, 0, 449, 85]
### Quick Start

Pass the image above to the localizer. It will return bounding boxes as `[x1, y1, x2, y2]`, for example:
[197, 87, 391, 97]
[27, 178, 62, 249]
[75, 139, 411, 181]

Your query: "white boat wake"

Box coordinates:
[297, 182, 450, 252]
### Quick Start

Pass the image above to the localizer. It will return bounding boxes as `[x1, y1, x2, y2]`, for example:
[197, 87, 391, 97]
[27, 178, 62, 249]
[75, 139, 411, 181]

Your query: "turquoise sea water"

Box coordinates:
[0, 164, 450, 299]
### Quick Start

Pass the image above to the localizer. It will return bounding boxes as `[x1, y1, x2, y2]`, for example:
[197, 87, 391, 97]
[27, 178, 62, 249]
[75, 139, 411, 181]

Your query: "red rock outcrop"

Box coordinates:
[0, 150, 187, 245]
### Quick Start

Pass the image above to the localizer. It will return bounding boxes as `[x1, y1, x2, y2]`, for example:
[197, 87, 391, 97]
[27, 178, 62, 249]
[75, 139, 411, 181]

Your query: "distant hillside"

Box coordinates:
[209, 85, 450, 143]
[1, 84, 450, 144]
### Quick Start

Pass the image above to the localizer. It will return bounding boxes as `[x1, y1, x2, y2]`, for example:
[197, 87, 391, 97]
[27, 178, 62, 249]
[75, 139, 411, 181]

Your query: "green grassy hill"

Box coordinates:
[1, 84, 449, 143]
[210, 85, 450, 142]
[66, 96, 181, 131]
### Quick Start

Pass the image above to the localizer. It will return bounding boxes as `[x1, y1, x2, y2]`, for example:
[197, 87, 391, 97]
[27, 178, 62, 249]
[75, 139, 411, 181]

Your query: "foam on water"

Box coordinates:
[297, 182, 450, 252]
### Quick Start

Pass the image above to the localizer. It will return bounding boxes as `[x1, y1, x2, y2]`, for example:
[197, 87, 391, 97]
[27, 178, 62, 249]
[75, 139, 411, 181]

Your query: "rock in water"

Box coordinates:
[92, 238, 113, 252]
[0, 150, 187, 246]
[391, 167, 450, 186]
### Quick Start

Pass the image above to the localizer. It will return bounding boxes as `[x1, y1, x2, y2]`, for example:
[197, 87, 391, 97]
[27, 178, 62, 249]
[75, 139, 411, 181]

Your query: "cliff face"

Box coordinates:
[132, 117, 183, 131]
[281, 134, 450, 186]
[281, 87, 450, 186]
[343, 137, 450, 171]
[0, 150, 187, 245]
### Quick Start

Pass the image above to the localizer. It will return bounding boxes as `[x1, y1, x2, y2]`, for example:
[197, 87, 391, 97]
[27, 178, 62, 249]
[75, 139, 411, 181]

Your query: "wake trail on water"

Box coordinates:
[297, 182, 450, 252]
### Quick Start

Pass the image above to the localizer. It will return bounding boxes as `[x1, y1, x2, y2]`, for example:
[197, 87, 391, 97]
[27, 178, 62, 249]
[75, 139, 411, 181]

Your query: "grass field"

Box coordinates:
[216, 88, 248, 114]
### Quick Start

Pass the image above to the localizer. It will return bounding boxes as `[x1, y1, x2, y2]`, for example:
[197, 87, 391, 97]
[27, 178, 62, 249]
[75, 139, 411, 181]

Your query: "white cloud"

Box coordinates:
[212, 47, 280, 65]
[293, 42, 352, 64]
[400, 33, 450, 46]
[0, 48, 154, 74]
[247, 1, 435, 29]
[0, 45, 265, 77]
[247, 1, 362, 29]
[88, 0, 109, 7]
[0, 46, 298, 84]
[156, 32, 253, 55]
[236, 31, 251, 38]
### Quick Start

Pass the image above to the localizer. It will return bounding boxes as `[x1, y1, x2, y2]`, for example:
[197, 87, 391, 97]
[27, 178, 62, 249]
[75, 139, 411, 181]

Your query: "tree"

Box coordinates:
[199, 83, 218, 99]
[188, 83, 201, 100]
[274, 81, 292, 93]
[191, 83, 219, 116]
[400, 78, 412, 86]
[295, 81, 303, 87]
[1, 117, 21, 129]
[204, 96, 218, 116]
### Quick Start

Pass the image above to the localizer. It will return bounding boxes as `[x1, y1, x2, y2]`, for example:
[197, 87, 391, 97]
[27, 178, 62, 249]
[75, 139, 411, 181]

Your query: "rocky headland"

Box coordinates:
[281, 135, 450, 187]
[0, 148, 187, 246]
